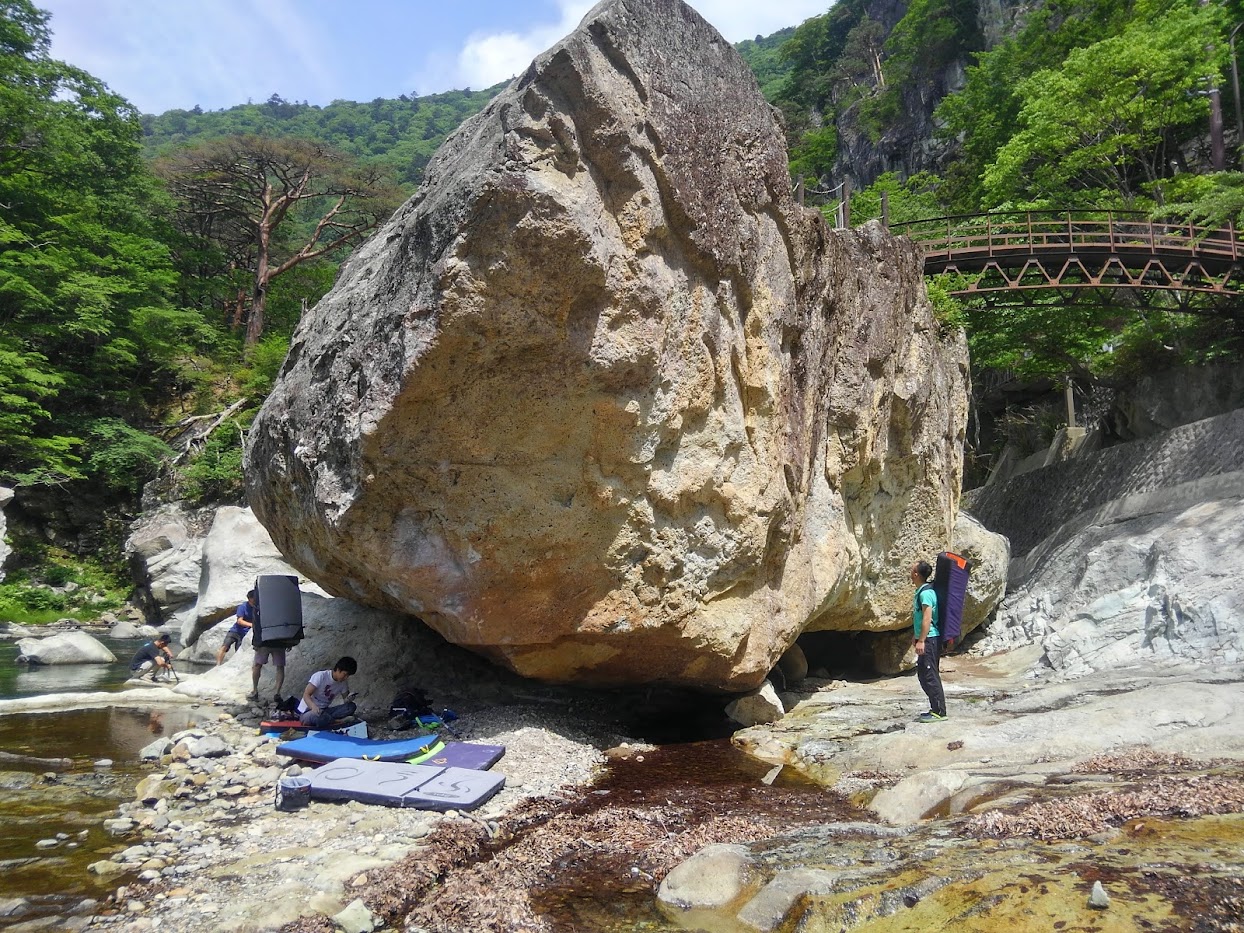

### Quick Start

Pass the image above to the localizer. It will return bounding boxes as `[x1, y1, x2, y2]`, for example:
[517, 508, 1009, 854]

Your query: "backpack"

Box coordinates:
[932, 551, 971, 650]
[274, 695, 300, 716]
[388, 688, 433, 722]
[251, 575, 305, 649]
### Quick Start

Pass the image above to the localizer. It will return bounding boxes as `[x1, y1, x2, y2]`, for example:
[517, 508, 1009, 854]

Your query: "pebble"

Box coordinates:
[1089, 880, 1110, 908]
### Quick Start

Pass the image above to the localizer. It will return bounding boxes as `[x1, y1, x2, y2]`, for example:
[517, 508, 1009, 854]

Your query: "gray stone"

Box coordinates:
[1089, 880, 1110, 909]
[14, 631, 115, 665]
[139, 739, 171, 761]
[658, 843, 757, 913]
[333, 898, 377, 933]
[182, 735, 231, 759]
[725, 682, 785, 727]
[736, 868, 839, 932]
[977, 480, 1244, 677]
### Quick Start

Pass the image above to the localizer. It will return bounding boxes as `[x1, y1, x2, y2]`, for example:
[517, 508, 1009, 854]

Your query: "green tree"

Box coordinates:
[0, 0, 184, 484]
[156, 135, 401, 345]
[982, 1, 1225, 208]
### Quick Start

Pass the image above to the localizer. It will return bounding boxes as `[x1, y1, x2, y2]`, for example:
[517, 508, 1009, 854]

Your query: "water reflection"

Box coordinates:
[0, 637, 172, 700]
[0, 707, 207, 923]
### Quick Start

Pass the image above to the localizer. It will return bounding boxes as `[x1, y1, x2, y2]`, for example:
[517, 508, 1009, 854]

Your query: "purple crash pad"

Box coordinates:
[408, 742, 505, 770]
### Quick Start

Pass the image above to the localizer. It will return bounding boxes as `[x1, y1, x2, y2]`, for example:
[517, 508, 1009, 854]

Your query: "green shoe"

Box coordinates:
[917, 711, 947, 723]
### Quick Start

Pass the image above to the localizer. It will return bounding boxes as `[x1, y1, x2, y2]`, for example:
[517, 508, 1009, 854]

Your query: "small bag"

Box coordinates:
[274, 775, 311, 811]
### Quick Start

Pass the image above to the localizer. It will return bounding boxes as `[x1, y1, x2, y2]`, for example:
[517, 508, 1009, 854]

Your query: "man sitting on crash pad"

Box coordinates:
[297, 656, 358, 729]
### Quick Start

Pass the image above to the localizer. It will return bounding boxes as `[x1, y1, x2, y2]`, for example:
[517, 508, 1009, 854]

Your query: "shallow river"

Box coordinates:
[0, 639, 209, 924]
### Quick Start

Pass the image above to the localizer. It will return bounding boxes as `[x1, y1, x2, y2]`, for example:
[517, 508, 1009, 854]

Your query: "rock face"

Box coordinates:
[246, 0, 971, 690]
[0, 486, 11, 581]
[977, 478, 1244, 677]
[127, 504, 326, 645]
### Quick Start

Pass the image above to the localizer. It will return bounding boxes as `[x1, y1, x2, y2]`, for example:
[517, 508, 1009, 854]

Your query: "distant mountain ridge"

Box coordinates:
[141, 30, 799, 190]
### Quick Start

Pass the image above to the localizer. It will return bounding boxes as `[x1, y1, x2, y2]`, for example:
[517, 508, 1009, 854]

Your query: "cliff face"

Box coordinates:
[829, 0, 1029, 192]
[245, 0, 974, 691]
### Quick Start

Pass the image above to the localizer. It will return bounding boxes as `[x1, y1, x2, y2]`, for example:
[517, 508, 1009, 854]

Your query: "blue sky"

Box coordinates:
[39, 1, 829, 115]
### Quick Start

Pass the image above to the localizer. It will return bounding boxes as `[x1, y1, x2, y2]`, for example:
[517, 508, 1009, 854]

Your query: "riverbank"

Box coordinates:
[2, 648, 1243, 932]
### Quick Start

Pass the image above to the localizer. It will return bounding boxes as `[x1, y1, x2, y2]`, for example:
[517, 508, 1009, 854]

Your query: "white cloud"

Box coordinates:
[452, 1, 595, 90]
[689, 0, 829, 41]
[43, 0, 337, 113]
[446, 0, 824, 91]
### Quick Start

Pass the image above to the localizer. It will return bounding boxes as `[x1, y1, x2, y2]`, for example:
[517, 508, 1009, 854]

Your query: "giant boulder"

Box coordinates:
[245, 0, 971, 690]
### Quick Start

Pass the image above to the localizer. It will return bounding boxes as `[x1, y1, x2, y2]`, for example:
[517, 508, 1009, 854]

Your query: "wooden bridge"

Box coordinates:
[893, 210, 1244, 300]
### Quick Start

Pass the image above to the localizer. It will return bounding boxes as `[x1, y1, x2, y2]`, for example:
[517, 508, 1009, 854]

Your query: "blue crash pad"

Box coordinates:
[276, 731, 439, 763]
[307, 758, 505, 810]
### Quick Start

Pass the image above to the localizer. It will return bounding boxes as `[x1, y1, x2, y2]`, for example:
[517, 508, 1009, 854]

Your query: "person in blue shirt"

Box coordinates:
[216, 590, 256, 666]
[911, 560, 946, 722]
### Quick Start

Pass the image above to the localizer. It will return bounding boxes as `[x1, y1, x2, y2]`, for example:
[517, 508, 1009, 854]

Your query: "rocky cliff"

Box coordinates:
[245, 0, 978, 690]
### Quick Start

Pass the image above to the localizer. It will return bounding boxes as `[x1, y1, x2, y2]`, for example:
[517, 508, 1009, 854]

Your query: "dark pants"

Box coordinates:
[917, 638, 946, 716]
[300, 701, 357, 730]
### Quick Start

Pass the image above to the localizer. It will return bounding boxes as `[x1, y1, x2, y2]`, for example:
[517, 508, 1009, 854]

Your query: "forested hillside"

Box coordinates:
[769, 0, 1244, 422]
[2, 0, 1243, 619]
[141, 87, 500, 189]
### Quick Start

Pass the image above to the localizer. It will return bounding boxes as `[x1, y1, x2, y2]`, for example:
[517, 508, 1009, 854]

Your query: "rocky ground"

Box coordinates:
[2, 647, 1243, 933]
[0, 695, 624, 933]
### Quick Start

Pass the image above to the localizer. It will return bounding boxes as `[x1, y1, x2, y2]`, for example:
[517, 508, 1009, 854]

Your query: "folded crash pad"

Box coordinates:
[276, 731, 439, 763]
[307, 758, 505, 811]
[409, 742, 505, 771]
[260, 719, 367, 738]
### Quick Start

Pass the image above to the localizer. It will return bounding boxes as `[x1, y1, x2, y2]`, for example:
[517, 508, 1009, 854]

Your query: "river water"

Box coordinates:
[0, 638, 208, 923]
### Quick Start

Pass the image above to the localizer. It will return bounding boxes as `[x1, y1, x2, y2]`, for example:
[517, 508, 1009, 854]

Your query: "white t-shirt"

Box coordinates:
[298, 669, 348, 714]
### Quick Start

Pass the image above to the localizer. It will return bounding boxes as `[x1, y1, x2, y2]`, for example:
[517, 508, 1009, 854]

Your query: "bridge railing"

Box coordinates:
[893, 210, 1242, 265]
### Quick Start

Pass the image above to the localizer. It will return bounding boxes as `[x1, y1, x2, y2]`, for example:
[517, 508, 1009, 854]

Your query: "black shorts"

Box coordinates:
[222, 631, 244, 650]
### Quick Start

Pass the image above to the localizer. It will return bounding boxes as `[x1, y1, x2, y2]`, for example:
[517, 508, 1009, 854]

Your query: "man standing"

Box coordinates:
[216, 590, 255, 665]
[911, 560, 947, 722]
[298, 657, 358, 729]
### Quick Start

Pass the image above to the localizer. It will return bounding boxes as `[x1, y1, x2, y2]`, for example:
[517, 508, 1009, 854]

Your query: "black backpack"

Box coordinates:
[389, 688, 433, 721]
[252, 575, 305, 649]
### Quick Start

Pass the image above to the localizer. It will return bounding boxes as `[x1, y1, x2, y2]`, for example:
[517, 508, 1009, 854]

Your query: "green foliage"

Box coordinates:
[982, 1, 1224, 208]
[0, 550, 127, 624]
[0, 0, 209, 486]
[1105, 311, 1244, 378]
[181, 415, 252, 504]
[84, 418, 174, 495]
[1160, 171, 1244, 227]
[141, 87, 500, 188]
[964, 298, 1115, 377]
[155, 133, 401, 345]
[851, 172, 947, 225]
[938, 0, 1166, 209]
[735, 28, 796, 102]
[925, 277, 968, 332]
[240, 335, 291, 399]
[887, 0, 981, 71]
[789, 124, 838, 180]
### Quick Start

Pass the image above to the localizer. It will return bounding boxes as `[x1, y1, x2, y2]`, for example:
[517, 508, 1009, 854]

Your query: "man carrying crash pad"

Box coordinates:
[298, 656, 359, 729]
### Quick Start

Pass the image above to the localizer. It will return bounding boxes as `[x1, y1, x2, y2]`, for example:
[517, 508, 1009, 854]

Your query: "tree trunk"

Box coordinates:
[245, 220, 273, 347]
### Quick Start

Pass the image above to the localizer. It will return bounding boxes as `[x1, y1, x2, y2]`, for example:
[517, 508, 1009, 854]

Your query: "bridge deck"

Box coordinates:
[896, 212, 1244, 286]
